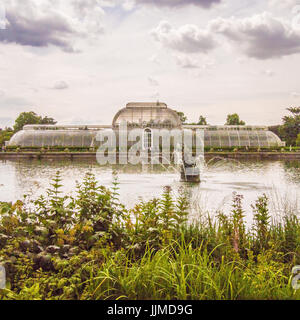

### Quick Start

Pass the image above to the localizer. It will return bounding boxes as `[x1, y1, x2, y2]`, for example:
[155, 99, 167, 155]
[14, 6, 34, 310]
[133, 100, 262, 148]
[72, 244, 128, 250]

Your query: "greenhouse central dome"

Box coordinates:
[7, 102, 285, 149]
[112, 102, 182, 128]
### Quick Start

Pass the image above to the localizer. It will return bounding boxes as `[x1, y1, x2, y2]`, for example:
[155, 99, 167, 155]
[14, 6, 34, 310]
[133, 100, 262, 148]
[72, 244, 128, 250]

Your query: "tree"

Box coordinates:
[0, 127, 13, 147]
[296, 133, 300, 146]
[197, 116, 208, 125]
[176, 111, 188, 124]
[225, 113, 246, 126]
[41, 116, 57, 125]
[279, 107, 300, 146]
[13, 111, 57, 132]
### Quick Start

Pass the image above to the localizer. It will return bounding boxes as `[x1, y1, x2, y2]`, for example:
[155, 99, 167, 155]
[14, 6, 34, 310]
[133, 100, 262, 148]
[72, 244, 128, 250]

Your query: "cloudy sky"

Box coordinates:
[0, 0, 300, 128]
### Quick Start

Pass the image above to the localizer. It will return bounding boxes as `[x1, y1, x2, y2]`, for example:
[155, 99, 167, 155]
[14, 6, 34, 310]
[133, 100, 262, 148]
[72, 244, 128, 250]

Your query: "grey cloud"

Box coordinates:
[174, 55, 200, 68]
[148, 77, 159, 86]
[0, 0, 105, 52]
[53, 81, 69, 90]
[209, 12, 300, 59]
[291, 92, 300, 97]
[71, 0, 105, 32]
[261, 70, 275, 77]
[137, 0, 222, 9]
[268, 0, 299, 10]
[0, 6, 77, 52]
[151, 21, 217, 54]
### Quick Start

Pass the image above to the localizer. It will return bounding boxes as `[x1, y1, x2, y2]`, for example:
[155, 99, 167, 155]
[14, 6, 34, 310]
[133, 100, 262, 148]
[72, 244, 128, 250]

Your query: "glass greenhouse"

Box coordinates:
[7, 102, 285, 148]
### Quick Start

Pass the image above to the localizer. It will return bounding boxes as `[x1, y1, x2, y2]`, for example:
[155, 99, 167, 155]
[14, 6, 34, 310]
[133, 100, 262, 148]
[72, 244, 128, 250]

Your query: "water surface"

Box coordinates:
[0, 158, 299, 224]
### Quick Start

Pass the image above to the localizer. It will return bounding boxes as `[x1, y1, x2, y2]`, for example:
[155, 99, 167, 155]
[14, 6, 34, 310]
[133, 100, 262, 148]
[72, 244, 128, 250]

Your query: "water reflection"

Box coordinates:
[0, 158, 299, 224]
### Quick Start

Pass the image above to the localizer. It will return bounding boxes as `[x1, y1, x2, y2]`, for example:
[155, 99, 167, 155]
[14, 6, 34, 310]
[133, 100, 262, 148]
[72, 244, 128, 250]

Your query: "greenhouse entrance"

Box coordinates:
[143, 128, 152, 151]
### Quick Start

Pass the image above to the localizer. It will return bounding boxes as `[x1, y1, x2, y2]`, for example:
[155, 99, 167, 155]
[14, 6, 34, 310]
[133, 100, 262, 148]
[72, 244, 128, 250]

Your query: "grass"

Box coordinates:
[0, 172, 299, 300]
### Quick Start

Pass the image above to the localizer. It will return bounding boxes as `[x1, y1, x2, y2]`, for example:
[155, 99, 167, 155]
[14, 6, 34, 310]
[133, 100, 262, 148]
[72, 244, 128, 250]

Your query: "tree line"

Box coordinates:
[176, 111, 246, 126]
[269, 107, 300, 147]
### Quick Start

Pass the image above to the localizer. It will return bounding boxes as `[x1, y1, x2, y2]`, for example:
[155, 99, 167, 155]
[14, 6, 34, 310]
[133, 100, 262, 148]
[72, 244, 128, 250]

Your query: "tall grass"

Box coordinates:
[0, 172, 299, 300]
[85, 241, 298, 300]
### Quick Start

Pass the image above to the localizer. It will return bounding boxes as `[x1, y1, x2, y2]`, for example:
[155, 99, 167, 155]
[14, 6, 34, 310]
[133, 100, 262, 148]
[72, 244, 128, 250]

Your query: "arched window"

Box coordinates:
[143, 128, 152, 150]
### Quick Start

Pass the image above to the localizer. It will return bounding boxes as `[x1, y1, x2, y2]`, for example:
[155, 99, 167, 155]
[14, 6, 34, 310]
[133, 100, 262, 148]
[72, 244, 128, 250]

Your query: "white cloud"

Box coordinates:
[209, 12, 300, 59]
[291, 91, 300, 97]
[174, 55, 200, 68]
[134, 0, 222, 9]
[262, 69, 275, 77]
[202, 58, 215, 69]
[148, 77, 159, 86]
[174, 55, 215, 71]
[0, 0, 299, 128]
[268, 0, 300, 10]
[149, 54, 160, 64]
[52, 81, 69, 90]
[151, 21, 217, 54]
[237, 57, 247, 64]
[0, 0, 105, 52]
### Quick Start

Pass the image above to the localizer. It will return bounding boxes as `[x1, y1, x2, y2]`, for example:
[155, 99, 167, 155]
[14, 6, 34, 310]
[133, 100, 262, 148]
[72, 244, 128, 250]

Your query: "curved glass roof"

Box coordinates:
[112, 102, 182, 128]
[203, 130, 284, 148]
[8, 130, 100, 148]
[8, 128, 284, 148]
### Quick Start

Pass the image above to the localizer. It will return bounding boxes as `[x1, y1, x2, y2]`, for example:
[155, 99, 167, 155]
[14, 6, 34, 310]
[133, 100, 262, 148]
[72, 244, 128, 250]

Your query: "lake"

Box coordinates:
[0, 158, 299, 225]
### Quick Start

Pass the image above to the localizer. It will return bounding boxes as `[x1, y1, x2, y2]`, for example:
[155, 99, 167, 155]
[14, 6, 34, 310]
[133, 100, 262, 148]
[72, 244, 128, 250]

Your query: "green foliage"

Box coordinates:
[225, 113, 246, 126]
[296, 133, 300, 146]
[269, 107, 300, 146]
[0, 175, 299, 300]
[279, 107, 300, 146]
[252, 194, 270, 250]
[197, 116, 208, 125]
[176, 111, 187, 124]
[13, 111, 57, 132]
[0, 128, 13, 147]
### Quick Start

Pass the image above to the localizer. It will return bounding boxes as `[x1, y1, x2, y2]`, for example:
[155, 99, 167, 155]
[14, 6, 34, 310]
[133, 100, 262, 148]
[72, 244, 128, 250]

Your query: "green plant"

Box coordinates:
[252, 194, 270, 251]
[0, 174, 299, 300]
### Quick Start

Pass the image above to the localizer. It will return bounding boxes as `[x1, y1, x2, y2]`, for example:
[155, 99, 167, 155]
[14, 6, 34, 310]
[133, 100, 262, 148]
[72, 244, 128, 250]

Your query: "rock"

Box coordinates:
[34, 226, 49, 237]
[26, 252, 34, 260]
[0, 233, 9, 247]
[34, 252, 53, 271]
[47, 221, 57, 229]
[39, 254, 53, 271]
[3, 260, 16, 275]
[9, 256, 17, 264]
[20, 240, 31, 252]
[32, 240, 43, 254]
[68, 247, 80, 257]
[46, 245, 60, 254]
[60, 244, 71, 254]
[94, 219, 106, 232]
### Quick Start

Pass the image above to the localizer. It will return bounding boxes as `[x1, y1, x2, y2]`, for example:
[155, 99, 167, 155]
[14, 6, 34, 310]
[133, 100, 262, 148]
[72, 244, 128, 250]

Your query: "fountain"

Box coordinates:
[180, 161, 201, 183]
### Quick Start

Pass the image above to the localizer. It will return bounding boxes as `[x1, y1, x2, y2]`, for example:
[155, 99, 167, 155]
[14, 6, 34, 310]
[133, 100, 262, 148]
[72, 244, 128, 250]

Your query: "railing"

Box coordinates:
[23, 125, 112, 131]
[182, 125, 268, 131]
